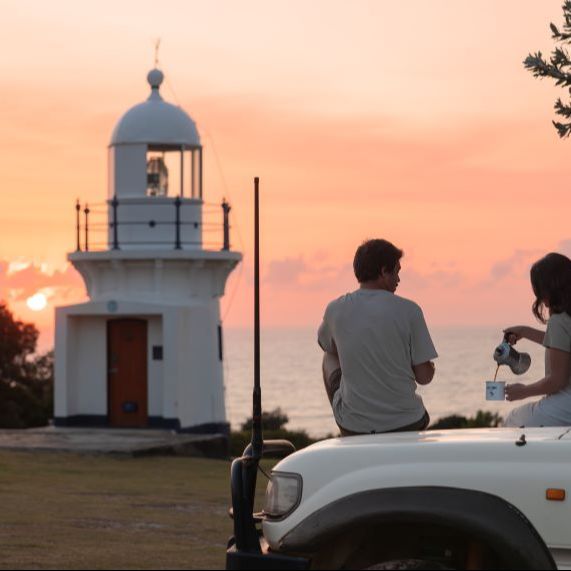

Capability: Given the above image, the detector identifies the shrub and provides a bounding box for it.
[429,410,503,430]
[240,407,289,431]
[232,408,319,457]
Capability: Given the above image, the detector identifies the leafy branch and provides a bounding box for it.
[525,1,571,137]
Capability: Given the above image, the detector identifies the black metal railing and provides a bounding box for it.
[74,197,232,252]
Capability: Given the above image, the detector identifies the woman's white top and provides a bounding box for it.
[505,312,571,427]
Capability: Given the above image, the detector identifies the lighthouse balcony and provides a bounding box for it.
[74,196,232,252]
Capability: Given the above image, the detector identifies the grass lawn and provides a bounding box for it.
[0,451,270,570]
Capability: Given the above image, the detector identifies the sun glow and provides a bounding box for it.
[26,293,48,312]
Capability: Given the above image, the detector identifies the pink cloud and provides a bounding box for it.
[557,240,571,258]
[488,249,543,282]
[262,256,354,292]
[224,249,552,329]
[0,262,85,303]
[264,257,307,286]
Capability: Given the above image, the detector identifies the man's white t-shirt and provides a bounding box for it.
[318,289,438,433]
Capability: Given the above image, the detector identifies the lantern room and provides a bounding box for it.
[109,68,203,200]
[103,68,207,251]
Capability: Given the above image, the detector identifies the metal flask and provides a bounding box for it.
[493,337,531,375]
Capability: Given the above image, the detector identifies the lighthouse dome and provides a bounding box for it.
[110,69,201,148]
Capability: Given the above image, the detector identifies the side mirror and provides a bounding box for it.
[262,439,296,459]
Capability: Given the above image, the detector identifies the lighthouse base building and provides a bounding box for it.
[54,68,241,434]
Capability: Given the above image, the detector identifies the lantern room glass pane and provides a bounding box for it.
[146,153,168,197]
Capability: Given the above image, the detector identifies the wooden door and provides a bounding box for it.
[107,319,148,428]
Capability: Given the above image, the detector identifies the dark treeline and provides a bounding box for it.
[230,408,503,456]
[0,303,53,428]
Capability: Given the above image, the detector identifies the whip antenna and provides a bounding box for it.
[251,176,263,458]
[154,38,161,67]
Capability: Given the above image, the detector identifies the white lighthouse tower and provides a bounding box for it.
[54,68,241,434]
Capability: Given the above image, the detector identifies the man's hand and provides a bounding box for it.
[505,383,528,402]
[413,361,435,385]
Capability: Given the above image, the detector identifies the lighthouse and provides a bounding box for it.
[54,68,241,434]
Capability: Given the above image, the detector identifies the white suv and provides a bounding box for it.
[227,426,570,569]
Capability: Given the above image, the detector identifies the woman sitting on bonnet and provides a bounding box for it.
[504,252,571,427]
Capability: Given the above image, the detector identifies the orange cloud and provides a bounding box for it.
[1,264,84,302]
[488,250,544,282]
[0,262,86,352]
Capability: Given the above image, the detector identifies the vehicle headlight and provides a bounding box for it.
[264,471,303,518]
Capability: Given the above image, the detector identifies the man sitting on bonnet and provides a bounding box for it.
[318,239,438,436]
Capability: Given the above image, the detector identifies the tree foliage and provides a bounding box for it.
[429,410,503,430]
[524,1,571,137]
[240,407,290,431]
[0,303,53,428]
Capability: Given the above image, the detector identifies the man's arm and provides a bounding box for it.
[321,340,341,406]
[317,317,335,353]
[409,304,437,385]
[413,361,435,385]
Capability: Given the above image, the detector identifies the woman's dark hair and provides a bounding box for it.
[530,252,571,323]
[353,239,403,283]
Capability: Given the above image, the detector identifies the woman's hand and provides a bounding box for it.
[503,326,526,345]
[505,383,529,401]
[503,325,545,345]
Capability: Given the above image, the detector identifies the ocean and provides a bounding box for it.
[223,326,547,438]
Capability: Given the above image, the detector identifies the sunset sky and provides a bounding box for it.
[2,0,571,350]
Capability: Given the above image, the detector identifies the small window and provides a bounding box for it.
[152,346,163,361]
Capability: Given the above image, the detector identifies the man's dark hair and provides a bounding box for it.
[530,252,571,323]
[353,239,403,283]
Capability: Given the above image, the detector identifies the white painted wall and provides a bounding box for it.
[71,251,240,303]
[72,317,107,416]
[55,314,107,417]
[175,301,226,428]
[106,197,202,251]
[54,309,69,418]
[110,144,147,198]
[147,315,163,417]
[161,307,181,421]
